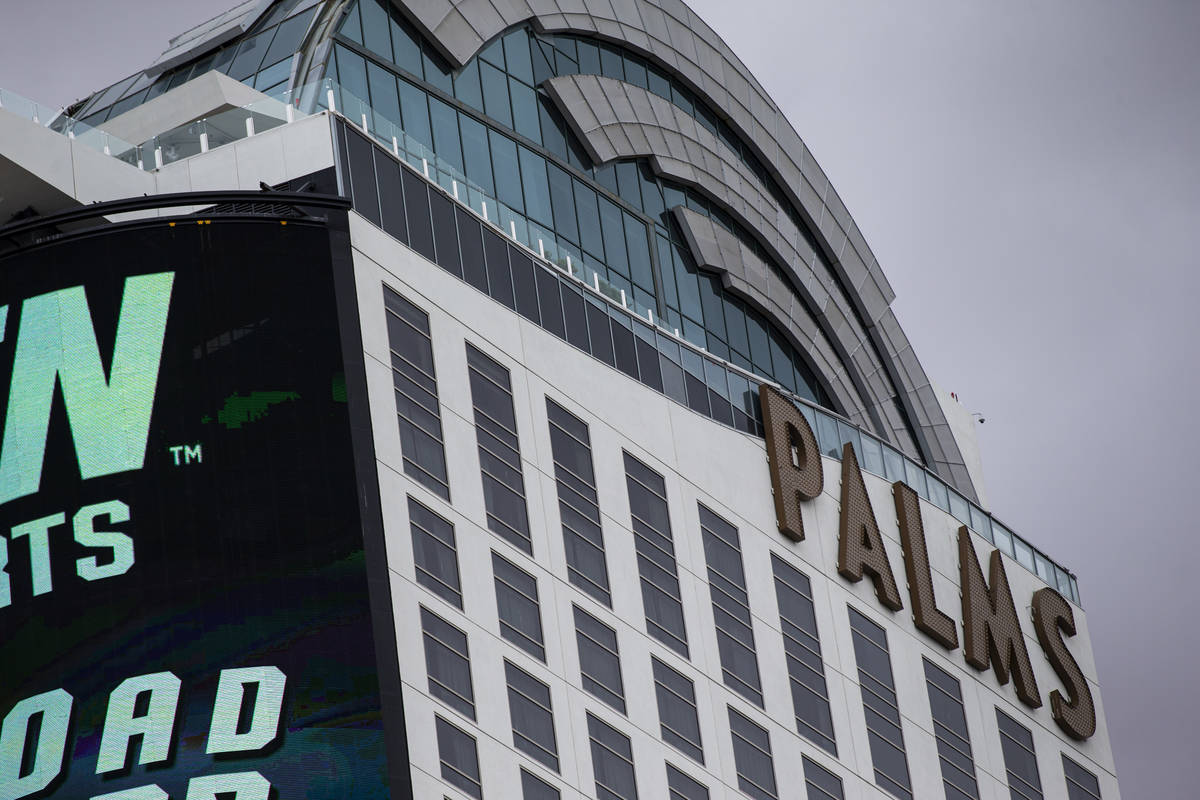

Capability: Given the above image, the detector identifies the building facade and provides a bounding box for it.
[0,1,1119,799]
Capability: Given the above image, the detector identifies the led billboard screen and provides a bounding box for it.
[0,215,392,800]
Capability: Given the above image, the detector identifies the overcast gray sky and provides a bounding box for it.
[2,1,1197,796]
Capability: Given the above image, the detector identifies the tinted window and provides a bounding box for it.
[573,605,624,714]
[409,496,461,607]
[772,554,836,755]
[421,607,475,719]
[652,657,703,763]
[506,661,559,771]
[436,716,482,798]
[493,551,545,661]
[467,343,529,550]
[699,504,762,706]
[547,399,610,604]
[587,713,638,800]
[624,452,688,657]
[849,607,912,800]
[728,707,778,800]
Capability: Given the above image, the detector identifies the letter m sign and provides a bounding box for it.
[0,273,174,506]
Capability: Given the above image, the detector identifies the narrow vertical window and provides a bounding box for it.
[997,710,1044,800]
[623,452,688,657]
[665,763,709,800]
[505,660,559,772]
[1062,755,1102,800]
[493,551,545,661]
[421,606,475,719]
[699,504,762,705]
[409,496,461,608]
[521,768,560,800]
[436,715,482,799]
[546,398,611,604]
[728,707,778,800]
[771,554,836,754]
[587,713,639,800]
[384,286,449,498]
[466,343,531,552]
[651,657,703,763]
[802,756,845,800]
[923,658,979,800]
[573,605,626,714]
[848,606,912,800]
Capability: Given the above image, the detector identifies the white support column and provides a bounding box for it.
[200,132,209,153]
[245,117,255,137]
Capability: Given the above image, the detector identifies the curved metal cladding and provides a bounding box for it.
[66,0,976,501]
[367,0,979,500]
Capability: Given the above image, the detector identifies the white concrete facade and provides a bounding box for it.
[349,206,1119,799]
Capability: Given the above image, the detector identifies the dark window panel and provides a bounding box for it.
[997,710,1044,800]
[574,180,605,260]
[561,283,591,351]
[521,768,560,800]
[547,399,611,605]
[585,299,616,366]
[456,205,489,293]
[493,551,545,661]
[802,756,845,800]
[923,659,980,800]
[574,605,625,714]
[409,496,461,608]
[482,60,514,128]
[400,166,435,261]
[505,660,559,772]
[1063,755,1102,800]
[345,128,381,226]
[384,287,449,498]
[849,607,912,800]
[483,227,516,309]
[652,657,703,763]
[623,451,688,657]
[587,713,638,800]
[421,606,475,719]
[535,267,566,338]
[728,707,778,800]
[633,331,663,392]
[436,716,482,799]
[666,763,709,800]
[466,344,530,551]
[455,60,484,112]
[520,146,554,227]
[390,11,422,74]
[772,554,837,755]
[511,249,541,323]
[430,190,463,278]
[610,315,640,380]
[699,504,763,707]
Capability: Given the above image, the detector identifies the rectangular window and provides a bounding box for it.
[384,286,449,498]
[923,659,979,800]
[802,756,845,800]
[997,710,1044,800]
[848,606,912,800]
[666,763,708,800]
[466,343,531,552]
[436,715,482,799]
[699,504,762,706]
[587,713,638,800]
[728,707,778,800]
[505,660,559,772]
[623,452,688,657]
[409,496,461,608]
[493,551,545,661]
[1062,755,1102,800]
[771,555,836,754]
[651,657,703,763]
[546,399,611,605]
[521,768,560,800]
[573,605,625,714]
[421,606,475,719]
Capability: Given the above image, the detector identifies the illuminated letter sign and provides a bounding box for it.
[0,272,174,505]
[894,481,959,650]
[959,528,1042,708]
[760,386,823,541]
[1032,587,1097,740]
[836,442,903,611]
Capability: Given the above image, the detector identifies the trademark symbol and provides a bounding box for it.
[168,444,203,466]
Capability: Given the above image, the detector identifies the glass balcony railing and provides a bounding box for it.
[0,77,1081,606]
